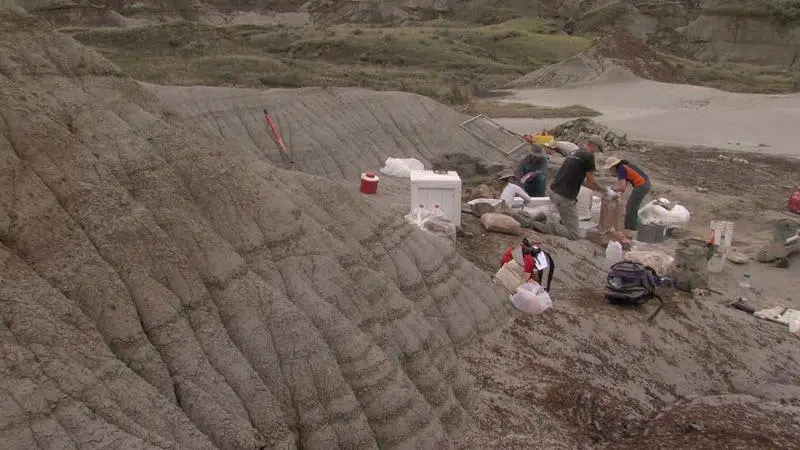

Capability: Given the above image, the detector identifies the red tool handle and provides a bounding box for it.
[263,110,288,157]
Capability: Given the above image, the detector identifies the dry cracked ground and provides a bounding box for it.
[2,2,800,450]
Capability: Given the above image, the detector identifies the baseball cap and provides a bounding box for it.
[588,135,605,152]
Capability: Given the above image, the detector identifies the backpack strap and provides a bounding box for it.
[530,247,555,292]
[646,292,664,322]
[542,251,555,292]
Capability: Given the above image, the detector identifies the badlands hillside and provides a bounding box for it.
[0,3,517,448]
[4,0,800,449]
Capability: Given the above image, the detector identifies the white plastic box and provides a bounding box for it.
[409,170,462,227]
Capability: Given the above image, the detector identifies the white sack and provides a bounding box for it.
[380,157,425,178]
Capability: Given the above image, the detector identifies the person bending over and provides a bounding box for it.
[602,156,651,231]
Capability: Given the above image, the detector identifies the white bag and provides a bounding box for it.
[510,281,553,315]
[577,187,593,220]
[638,199,691,227]
[380,157,425,178]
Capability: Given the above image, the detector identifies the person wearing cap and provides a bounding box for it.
[514,144,550,197]
[602,156,651,231]
[530,135,619,240]
[497,170,535,207]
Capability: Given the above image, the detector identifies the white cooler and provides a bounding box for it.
[409,170,462,227]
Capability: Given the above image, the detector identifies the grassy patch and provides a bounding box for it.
[459,101,601,118]
[664,54,798,93]
[768,0,800,25]
[66,20,589,105]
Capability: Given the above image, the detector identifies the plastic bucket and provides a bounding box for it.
[532,134,554,145]
[360,171,379,194]
[637,223,666,243]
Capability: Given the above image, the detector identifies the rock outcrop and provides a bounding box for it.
[679,0,800,71]
[506,28,686,88]
[146,85,510,180]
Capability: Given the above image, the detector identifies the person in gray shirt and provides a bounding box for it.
[530,135,618,240]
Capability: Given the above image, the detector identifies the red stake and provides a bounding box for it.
[263,109,290,162]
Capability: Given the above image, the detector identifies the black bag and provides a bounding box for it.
[605,260,663,321]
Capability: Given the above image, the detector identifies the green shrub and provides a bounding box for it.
[768,0,800,25]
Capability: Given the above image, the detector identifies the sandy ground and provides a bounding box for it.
[495,79,800,157]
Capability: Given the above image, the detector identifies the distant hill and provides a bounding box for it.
[19,0,800,72]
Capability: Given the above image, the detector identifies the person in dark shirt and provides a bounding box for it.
[530,135,618,240]
[602,156,651,231]
[514,144,549,197]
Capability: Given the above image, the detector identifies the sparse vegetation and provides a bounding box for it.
[663,54,798,93]
[768,0,800,25]
[459,101,601,118]
[66,20,589,105]
[62,12,799,104]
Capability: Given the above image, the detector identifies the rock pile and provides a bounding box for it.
[548,118,630,152]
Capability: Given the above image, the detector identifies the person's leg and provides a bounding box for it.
[546,192,581,240]
[625,181,651,230]
[528,172,547,197]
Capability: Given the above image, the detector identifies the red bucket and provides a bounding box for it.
[789,189,800,215]
[360,171,379,194]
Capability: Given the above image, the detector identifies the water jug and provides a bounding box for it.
[605,240,624,266]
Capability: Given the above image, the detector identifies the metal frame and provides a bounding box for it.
[459,114,528,156]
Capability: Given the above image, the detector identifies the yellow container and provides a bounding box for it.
[531,133,554,145]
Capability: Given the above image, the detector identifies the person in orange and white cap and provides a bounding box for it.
[602,156,652,231]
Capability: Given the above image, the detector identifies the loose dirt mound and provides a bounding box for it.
[0,4,512,448]
[507,28,686,88]
[148,85,510,180]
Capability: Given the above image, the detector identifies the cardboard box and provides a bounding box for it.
[585,227,632,250]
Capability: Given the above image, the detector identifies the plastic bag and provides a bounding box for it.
[405,207,456,239]
[638,199,691,227]
[577,187,593,220]
[380,157,425,178]
[510,281,553,315]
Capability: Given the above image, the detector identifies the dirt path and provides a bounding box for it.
[495,79,800,157]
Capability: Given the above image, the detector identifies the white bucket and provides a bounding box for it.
[708,220,734,273]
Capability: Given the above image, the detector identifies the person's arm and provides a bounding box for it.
[580,152,617,197]
[582,172,605,192]
[583,172,618,198]
[510,184,534,203]
[612,165,627,192]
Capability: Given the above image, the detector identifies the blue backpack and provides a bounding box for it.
[605,260,664,321]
